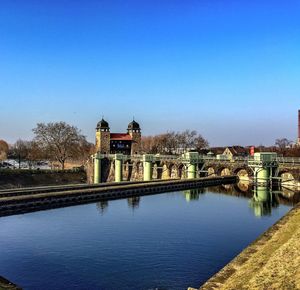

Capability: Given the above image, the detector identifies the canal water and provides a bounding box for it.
[0,185,293,290]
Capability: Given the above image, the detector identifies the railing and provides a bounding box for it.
[95,153,300,166]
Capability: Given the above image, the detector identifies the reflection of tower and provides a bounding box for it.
[249,186,279,217]
[96,200,109,215]
[127,120,141,155]
[95,118,110,154]
[127,196,141,209]
[183,188,204,202]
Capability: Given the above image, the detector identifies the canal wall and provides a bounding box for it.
[0,176,237,217]
[189,199,300,290]
[0,169,86,189]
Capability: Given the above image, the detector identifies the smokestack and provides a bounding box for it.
[298,110,300,145]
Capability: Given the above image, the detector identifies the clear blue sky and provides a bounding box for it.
[0,0,299,146]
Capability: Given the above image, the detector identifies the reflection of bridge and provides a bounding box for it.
[95,183,300,218]
[186,183,300,217]
[92,152,300,186]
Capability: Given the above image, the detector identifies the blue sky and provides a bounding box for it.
[0,0,299,146]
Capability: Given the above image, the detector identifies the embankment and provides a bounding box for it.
[0,169,86,189]
[0,176,237,217]
[189,199,300,290]
[0,276,21,290]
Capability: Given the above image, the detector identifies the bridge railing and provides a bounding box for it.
[96,153,300,166]
[276,156,300,165]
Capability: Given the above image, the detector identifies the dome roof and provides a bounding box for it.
[127,120,140,130]
[96,118,109,130]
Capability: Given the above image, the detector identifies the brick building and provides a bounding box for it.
[95,118,141,155]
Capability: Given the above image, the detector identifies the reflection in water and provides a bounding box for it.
[249,186,279,217]
[127,197,141,210]
[280,186,300,204]
[222,184,231,190]
[94,181,299,217]
[183,188,205,202]
[236,181,250,192]
[207,181,298,217]
[209,182,253,198]
[96,201,109,215]
[0,186,292,290]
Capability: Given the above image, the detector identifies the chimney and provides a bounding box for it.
[298,110,300,145]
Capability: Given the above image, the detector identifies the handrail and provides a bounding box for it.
[94,153,300,165]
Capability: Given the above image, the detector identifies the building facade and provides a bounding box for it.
[95,118,141,155]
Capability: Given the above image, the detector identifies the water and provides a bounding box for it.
[0,185,292,290]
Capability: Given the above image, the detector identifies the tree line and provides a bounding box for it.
[141,130,209,154]
[1,123,300,170]
[1,122,95,170]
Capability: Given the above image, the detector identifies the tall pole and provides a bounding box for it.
[298,110,300,145]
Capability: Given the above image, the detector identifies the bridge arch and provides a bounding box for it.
[123,160,132,181]
[278,170,295,187]
[101,157,111,182]
[130,161,143,181]
[178,164,185,179]
[207,167,216,177]
[152,163,158,179]
[161,162,170,179]
[217,167,231,176]
[233,167,252,181]
[170,163,179,179]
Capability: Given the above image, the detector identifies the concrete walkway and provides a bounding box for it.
[189,202,300,290]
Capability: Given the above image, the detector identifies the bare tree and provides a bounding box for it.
[141,136,154,153]
[285,146,300,157]
[26,141,46,168]
[11,139,30,168]
[275,138,292,155]
[72,138,95,166]
[33,122,87,170]
[193,135,209,151]
[141,130,208,154]
[0,140,9,161]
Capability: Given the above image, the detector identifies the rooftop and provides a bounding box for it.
[110,133,132,141]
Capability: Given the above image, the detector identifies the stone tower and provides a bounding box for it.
[127,120,141,155]
[95,118,110,154]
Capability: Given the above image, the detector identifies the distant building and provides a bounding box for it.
[208,146,249,159]
[95,118,141,155]
[223,146,249,158]
[207,147,226,156]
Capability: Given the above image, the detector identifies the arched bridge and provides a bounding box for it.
[91,152,300,186]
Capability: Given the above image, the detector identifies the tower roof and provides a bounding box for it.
[96,118,109,130]
[127,120,140,130]
[110,133,132,141]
